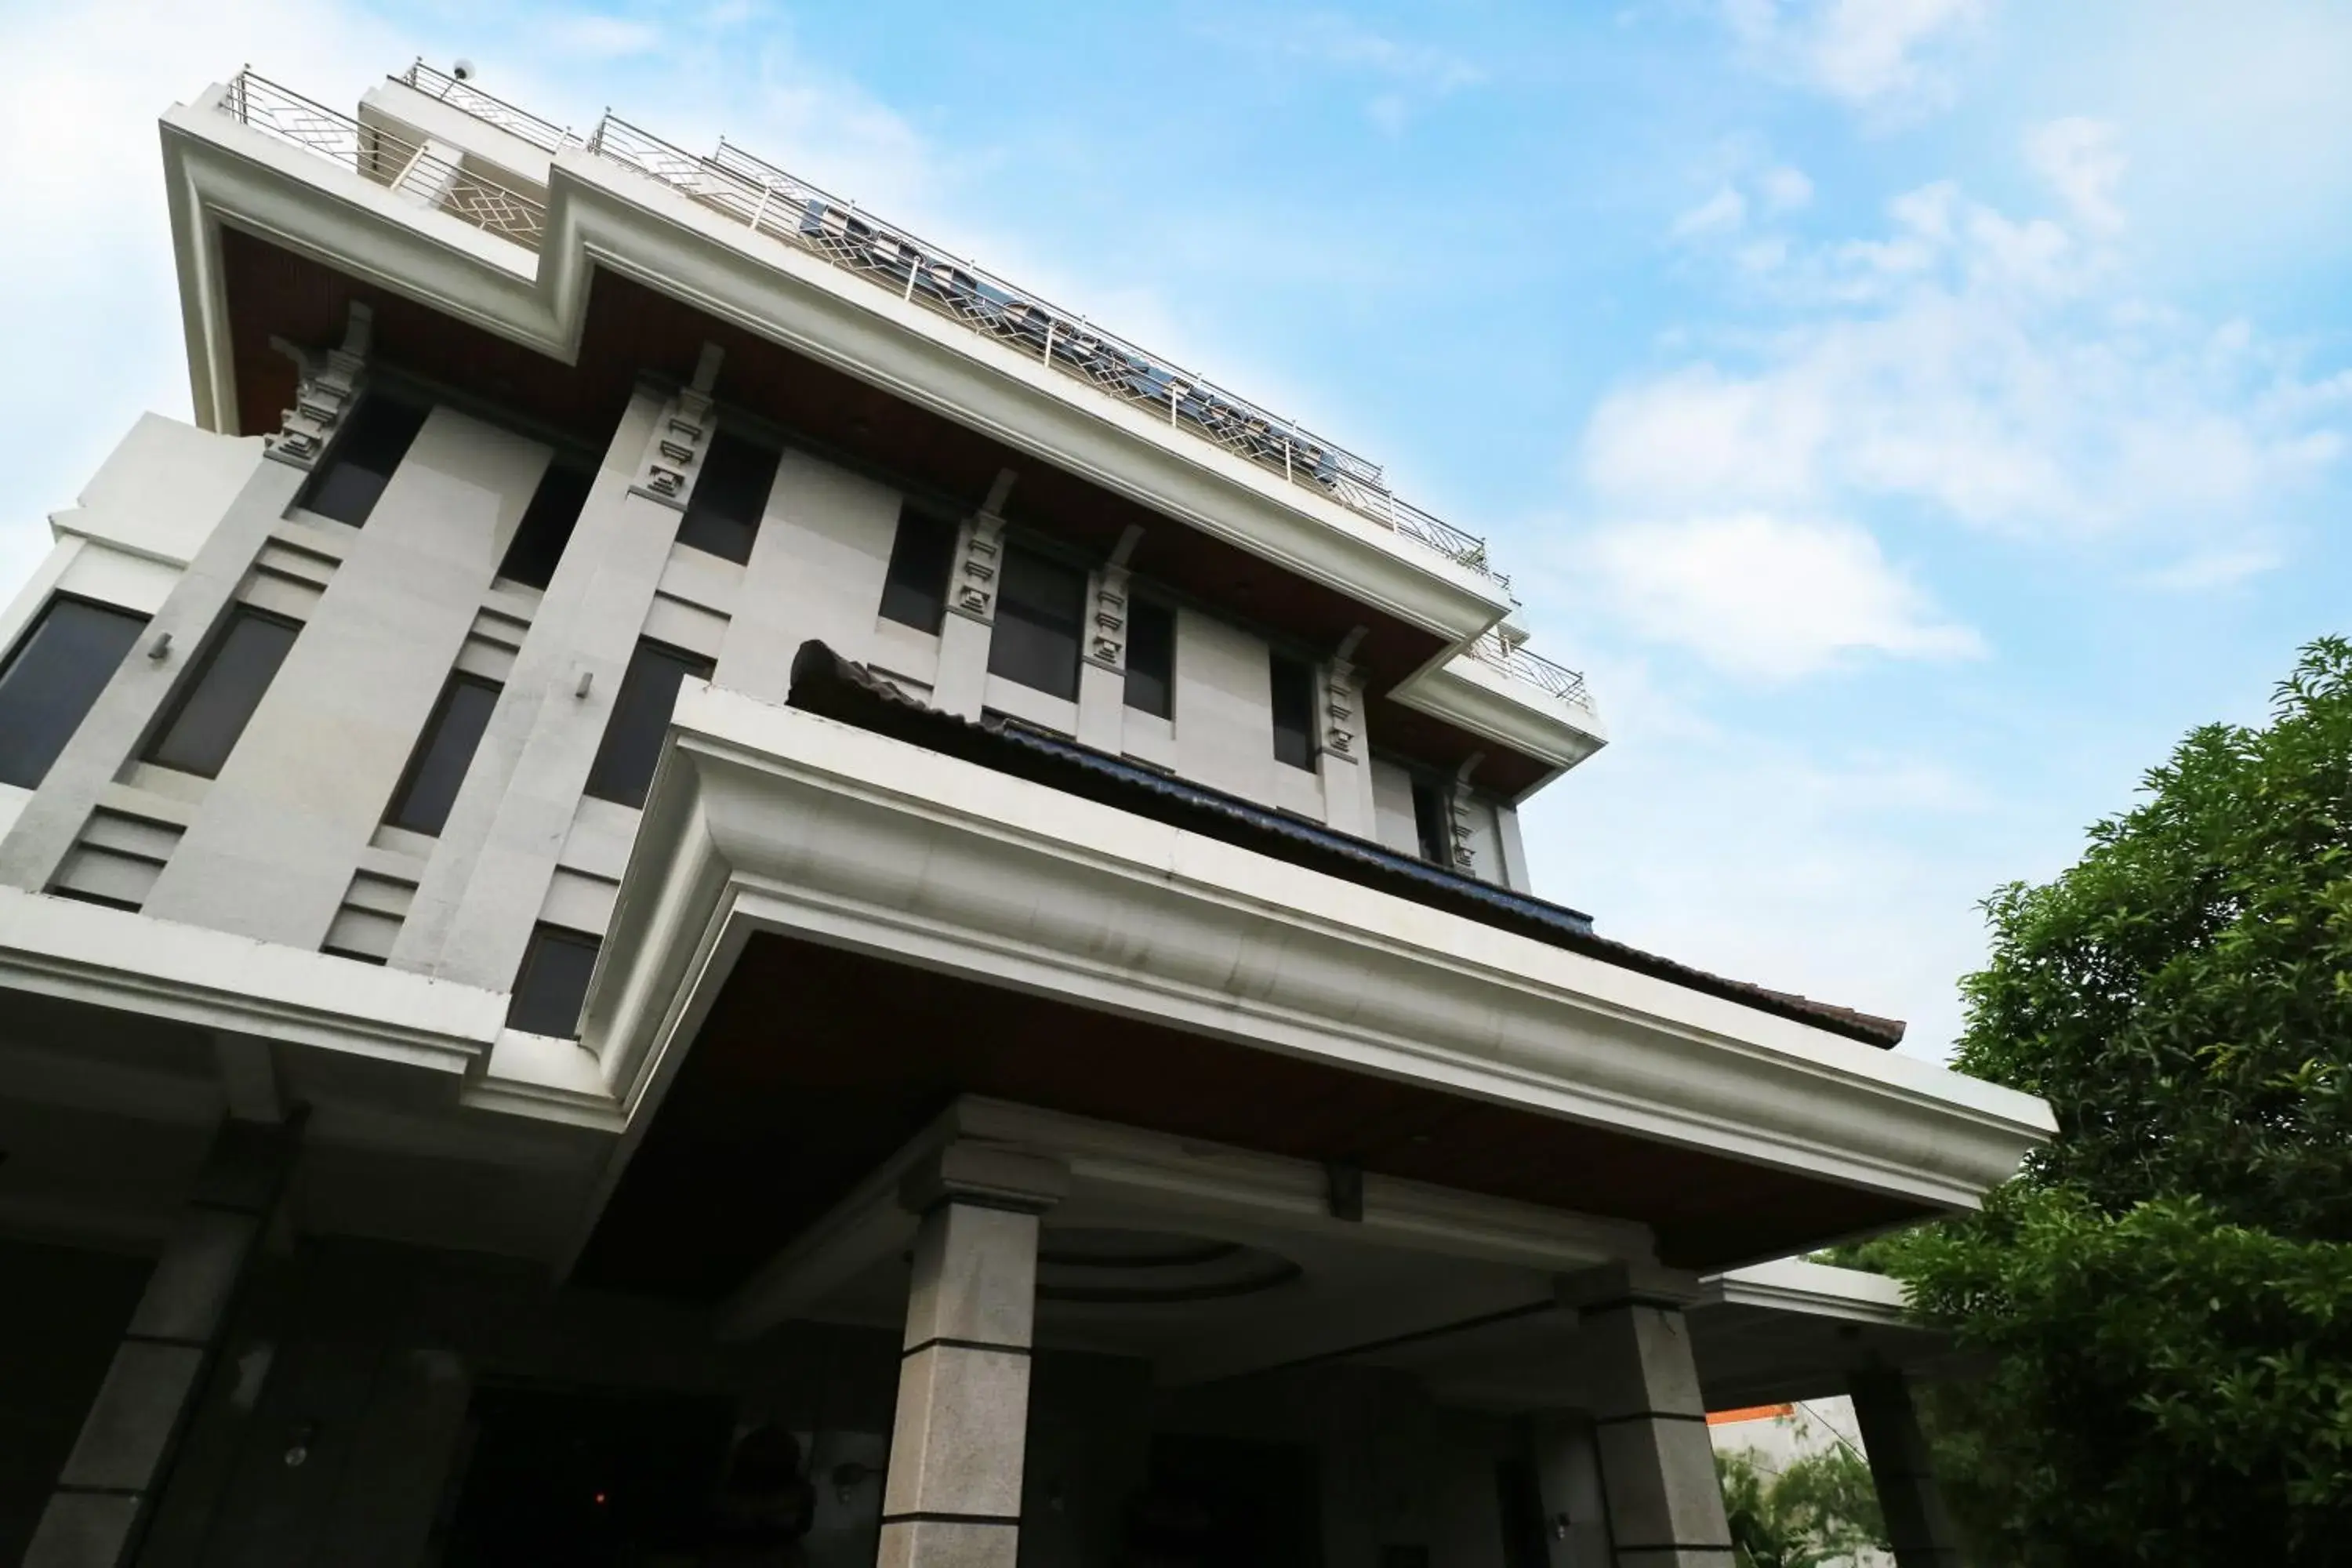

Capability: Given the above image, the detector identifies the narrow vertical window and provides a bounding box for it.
[1123,597,1175,719]
[585,640,715,809]
[499,455,597,590]
[301,393,429,526]
[0,597,149,789]
[1269,652,1318,772]
[145,606,301,779]
[878,506,958,633]
[987,545,1086,701]
[674,429,778,564]
[384,673,502,836]
[1411,780,1452,867]
[508,924,601,1038]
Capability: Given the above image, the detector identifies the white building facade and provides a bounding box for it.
[0,64,2042,1568]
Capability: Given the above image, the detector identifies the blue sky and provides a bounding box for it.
[5,1,2349,1054]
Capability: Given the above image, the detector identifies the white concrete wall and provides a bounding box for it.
[0,397,1508,1011]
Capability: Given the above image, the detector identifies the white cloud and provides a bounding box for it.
[1584,513,1982,680]
[1585,167,2341,546]
[549,16,664,60]
[1725,0,1987,114]
[2137,547,2281,592]
[1759,164,1816,212]
[1672,185,1748,239]
[2026,116,2127,234]
[1276,13,1486,93]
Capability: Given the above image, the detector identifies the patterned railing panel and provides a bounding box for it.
[226,71,546,249]
[397,60,580,154]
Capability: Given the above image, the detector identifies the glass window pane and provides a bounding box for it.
[675,430,777,565]
[146,608,301,779]
[585,641,714,809]
[302,394,429,526]
[987,545,1085,701]
[879,507,958,633]
[386,673,502,836]
[1270,652,1317,771]
[499,458,596,590]
[0,597,149,789]
[1412,780,1451,865]
[507,924,601,1038]
[1123,597,1174,718]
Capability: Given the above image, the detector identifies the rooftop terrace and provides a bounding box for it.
[216,64,1593,717]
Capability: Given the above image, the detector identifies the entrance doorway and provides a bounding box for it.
[1129,1432,1323,1568]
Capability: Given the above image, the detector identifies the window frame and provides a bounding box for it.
[296,391,430,528]
[143,604,303,781]
[583,637,717,810]
[1122,595,1176,720]
[382,670,504,837]
[506,923,603,1039]
[1269,650,1320,773]
[673,427,780,566]
[877,503,961,635]
[985,541,1089,702]
[0,593,150,791]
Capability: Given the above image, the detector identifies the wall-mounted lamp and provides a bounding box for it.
[575,670,593,699]
[147,630,172,662]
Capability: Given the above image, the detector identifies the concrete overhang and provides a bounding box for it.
[158,80,1612,786]
[564,679,2050,1293]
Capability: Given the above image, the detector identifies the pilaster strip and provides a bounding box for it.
[901,1336,1033,1359]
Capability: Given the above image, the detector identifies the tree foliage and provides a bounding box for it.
[1715,1442,1887,1568]
[1873,637,2352,1564]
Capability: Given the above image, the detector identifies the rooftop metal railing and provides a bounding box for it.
[1468,630,1597,718]
[397,60,579,154]
[216,67,1597,717]
[226,70,547,247]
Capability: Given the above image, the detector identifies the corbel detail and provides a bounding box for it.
[1086,564,1131,670]
[948,468,1020,626]
[263,303,373,471]
[1448,752,1486,877]
[1319,626,1368,759]
[630,342,724,510]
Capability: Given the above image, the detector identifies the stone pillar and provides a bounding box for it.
[1574,1272,1734,1567]
[880,1142,1067,1568]
[1073,561,1131,753]
[1849,1370,1962,1568]
[24,1112,300,1567]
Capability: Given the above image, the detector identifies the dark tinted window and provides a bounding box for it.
[987,545,1086,701]
[1270,652,1318,771]
[507,924,601,1038]
[499,456,596,590]
[674,430,777,564]
[1411,780,1451,866]
[585,640,714,809]
[385,673,502,836]
[879,506,958,633]
[0,597,148,789]
[1123,597,1175,719]
[302,394,428,526]
[146,607,300,779]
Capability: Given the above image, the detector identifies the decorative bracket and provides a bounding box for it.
[629,342,724,510]
[263,303,373,471]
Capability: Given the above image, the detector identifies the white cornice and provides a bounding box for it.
[0,887,502,1074]
[157,86,1610,777]
[583,683,2052,1232]
[1703,1257,1914,1326]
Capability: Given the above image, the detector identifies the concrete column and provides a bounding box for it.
[1849,1370,1962,1568]
[932,507,1007,720]
[1073,561,1132,753]
[1575,1273,1734,1567]
[880,1143,1067,1568]
[24,1113,300,1567]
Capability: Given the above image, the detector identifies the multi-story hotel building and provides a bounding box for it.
[0,63,2047,1568]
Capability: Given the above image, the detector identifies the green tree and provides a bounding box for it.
[1873,637,2352,1564]
[1715,1441,1887,1568]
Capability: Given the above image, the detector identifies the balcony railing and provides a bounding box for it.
[397,60,579,154]
[226,71,546,247]
[1468,630,1597,718]
[215,67,1595,717]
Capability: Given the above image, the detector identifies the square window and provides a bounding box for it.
[674,430,777,564]
[301,394,429,526]
[987,544,1086,702]
[879,506,959,633]
[508,924,601,1038]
